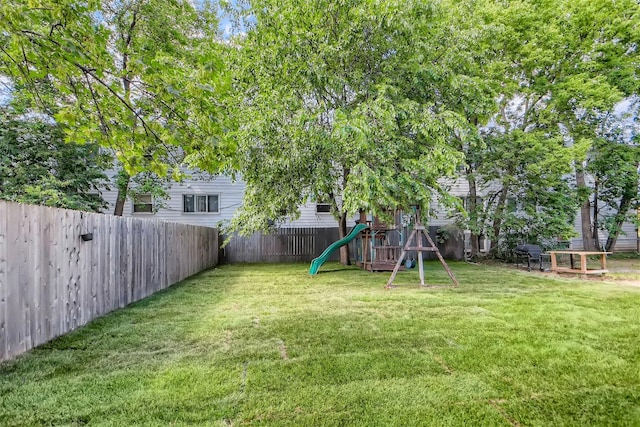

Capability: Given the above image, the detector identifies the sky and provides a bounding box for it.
[192,0,248,39]
[0,75,11,105]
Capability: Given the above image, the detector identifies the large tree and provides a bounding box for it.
[471,129,583,256]
[401,0,503,257]
[226,0,464,264]
[553,0,639,250]
[0,0,232,214]
[455,0,639,255]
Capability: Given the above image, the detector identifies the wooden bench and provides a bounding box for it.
[548,250,612,276]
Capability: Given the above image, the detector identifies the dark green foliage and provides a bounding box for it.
[0,107,110,211]
[477,130,580,256]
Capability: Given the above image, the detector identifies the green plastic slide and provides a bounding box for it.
[309,223,369,275]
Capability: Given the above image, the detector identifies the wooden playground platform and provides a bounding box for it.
[354,217,404,272]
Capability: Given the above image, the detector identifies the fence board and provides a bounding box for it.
[6,204,22,358]
[0,199,5,360]
[46,207,58,343]
[0,201,218,362]
[29,205,39,349]
[224,228,341,263]
[35,207,47,348]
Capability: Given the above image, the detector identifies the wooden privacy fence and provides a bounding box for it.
[222,226,464,263]
[0,201,218,362]
[223,227,341,263]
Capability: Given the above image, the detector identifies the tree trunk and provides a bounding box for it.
[575,168,599,250]
[338,212,351,265]
[466,169,480,257]
[579,199,599,250]
[113,172,130,216]
[337,166,351,265]
[489,186,509,251]
[604,194,633,252]
[592,176,599,242]
[113,13,137,218]
[113,193,126,216]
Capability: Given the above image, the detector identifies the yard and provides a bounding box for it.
[1,261,639,426]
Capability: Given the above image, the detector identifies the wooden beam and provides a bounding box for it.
[386,224,459,288]
[403,247,438,252]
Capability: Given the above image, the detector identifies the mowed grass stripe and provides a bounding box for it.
[1,262,639,426]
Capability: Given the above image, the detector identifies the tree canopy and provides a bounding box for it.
[445,0,640,254]
[0,0,232,177]
[1,0,638,255]
[0,104,110,211]
[226,0,469,248]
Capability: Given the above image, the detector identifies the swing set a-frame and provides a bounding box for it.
[385,216,459,289]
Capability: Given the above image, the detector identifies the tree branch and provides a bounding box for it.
[83,72,111,137]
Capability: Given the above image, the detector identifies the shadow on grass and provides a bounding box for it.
[1,262,639,426]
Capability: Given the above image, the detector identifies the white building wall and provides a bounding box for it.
[99,170,638,251]
[281,202,357,228]
[572,208,639,251]
[428,178,503,227]
[616,221,639,251]
[101,174,246,228]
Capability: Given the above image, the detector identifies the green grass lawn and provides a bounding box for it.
[1,262,639,426]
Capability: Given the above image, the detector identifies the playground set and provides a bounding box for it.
[309,207,459,287]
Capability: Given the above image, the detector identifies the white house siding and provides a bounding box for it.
[571,209,639,251]
[428,199,453,227]
[101,174,246,228]
[446,178,471,197]
[281,202,357,228]
[428,178,504,227]
[99,173,350,229]
[616,222,639,251]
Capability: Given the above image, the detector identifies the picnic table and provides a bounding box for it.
[548,250,612,276]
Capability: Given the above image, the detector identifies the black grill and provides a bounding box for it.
[514,244,547,271]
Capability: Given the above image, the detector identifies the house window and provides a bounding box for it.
[316,203,332,213]
[183,194,219,213]
[132,194,153,213]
